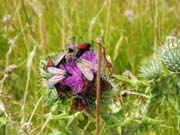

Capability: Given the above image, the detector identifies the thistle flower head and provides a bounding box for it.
[139,58,162,80]
[159,36,180,72]
[40,42,112,112]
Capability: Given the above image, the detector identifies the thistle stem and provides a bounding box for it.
[96,38,102,135]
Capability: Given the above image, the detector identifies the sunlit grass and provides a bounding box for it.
[0,0,180,134]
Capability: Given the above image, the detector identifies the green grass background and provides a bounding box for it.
[0,0,180,134]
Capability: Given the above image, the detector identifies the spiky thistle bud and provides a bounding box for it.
[159,36,180,72]
[139,58,162,80]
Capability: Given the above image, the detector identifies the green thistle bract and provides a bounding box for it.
[139,58,162,80]
[46,88,59,106]
[160,37,180,72]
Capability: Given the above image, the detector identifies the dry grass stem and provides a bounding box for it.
[95,37,103,135]
[20,46,37,134]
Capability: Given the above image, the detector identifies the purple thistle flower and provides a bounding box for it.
[59,50,98,94]
[43,42,112,112]
[80,50,98,64]
[59,61,83,94]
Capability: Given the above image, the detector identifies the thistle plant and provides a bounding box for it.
[38,40,120,134]
[110,35,180,134]
[38,34,180,135]
[159,36,180,73]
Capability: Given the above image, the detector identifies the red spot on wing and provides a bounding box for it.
[47,60,54,67]
[78,102,84,111]
[77,43,91,50]
[82,76,89,93]
[70,97,90,112]
[78,99,89,111]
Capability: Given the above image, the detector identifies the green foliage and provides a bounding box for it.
[0,115,7,135]
[0,0,180,135]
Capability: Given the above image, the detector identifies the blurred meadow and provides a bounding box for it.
[0,0,180,135]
